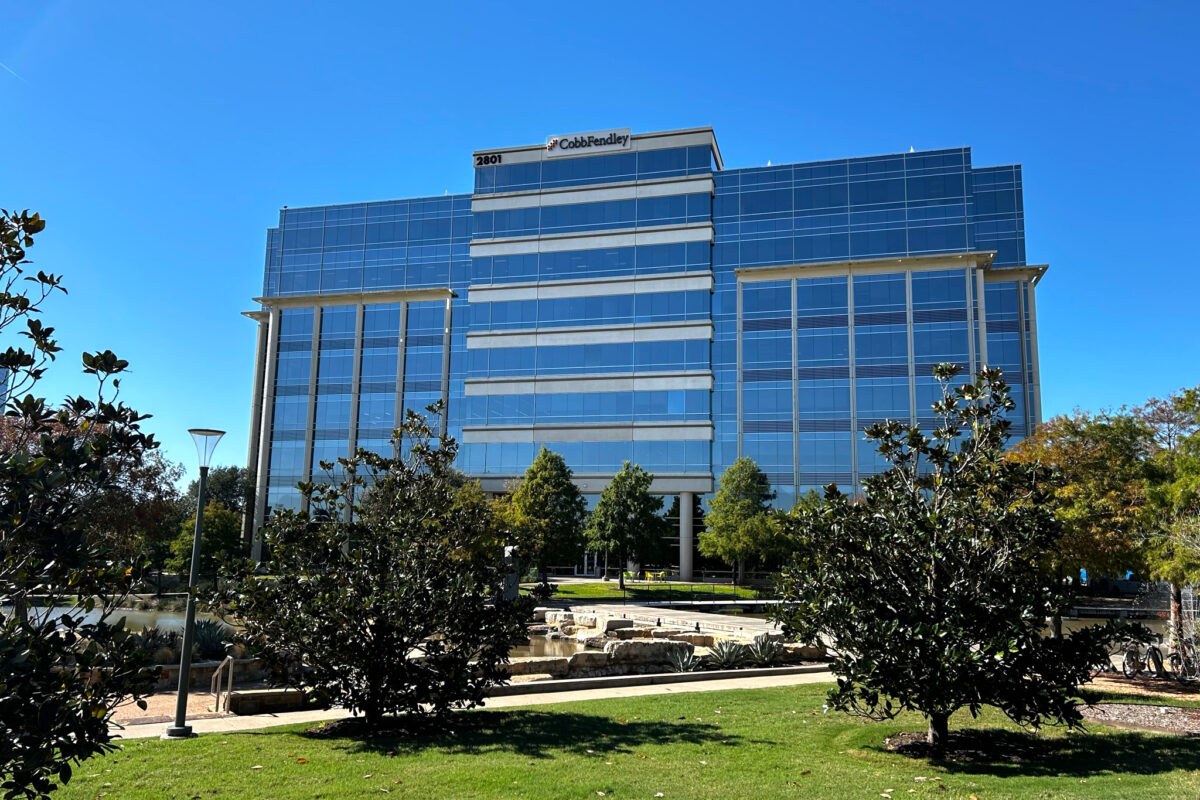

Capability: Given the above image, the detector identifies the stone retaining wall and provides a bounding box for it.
[153,658,264,691]
[514,605,825,681]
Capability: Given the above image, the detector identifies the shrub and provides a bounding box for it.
[151,646,177,665]
[774,365,1118,756]
[211,406,549,726]
[1,210,158,799]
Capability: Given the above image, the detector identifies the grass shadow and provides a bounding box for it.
[286,708,738,760]
[869,726,1200,779]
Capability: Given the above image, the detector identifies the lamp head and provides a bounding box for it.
[188,428,225,469]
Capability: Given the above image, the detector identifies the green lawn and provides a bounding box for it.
[61,684,1200,799]
[529,581,763,602]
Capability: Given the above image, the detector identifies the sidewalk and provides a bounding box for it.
[113,669,833,741]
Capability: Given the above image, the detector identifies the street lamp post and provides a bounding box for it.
[163,428,224,740]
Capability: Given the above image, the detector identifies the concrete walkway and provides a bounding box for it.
[113,669,832,741]
[571,603,782,636]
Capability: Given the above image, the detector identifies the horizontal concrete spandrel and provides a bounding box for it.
[463,371,714,397]
[475,474,713,494]
[468,223,713,258]
[465,321,713,349]
[467,271,713,304]
[470,176,714,213]
[461,422,713,444]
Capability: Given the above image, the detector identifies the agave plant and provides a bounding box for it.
[136,625,179,652]
[747,637,785,667]
[192,619,236,661]
[705,640,747,670]
[668,649,703,673]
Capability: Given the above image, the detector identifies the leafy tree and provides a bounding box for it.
[1138,387,1200,647]
[584,462,666,590]
[699,457,776,583]
[497,446,586,580]
[83,450,185,589]
[1,210,156,798]
[184,465,250,515]
[1008,410,1151,635]
[774,365,1113,757]
[168,502,242,580]
[1010,410,1150,577]
[1140,391,1199,453]
[211,406,546,727]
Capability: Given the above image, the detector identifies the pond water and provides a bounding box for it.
[2,606,218,632]
[509,636,597,658]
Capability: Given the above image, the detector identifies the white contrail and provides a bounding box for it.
[0,60,30,84]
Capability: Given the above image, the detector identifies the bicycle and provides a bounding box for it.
[1121,634,1166,679]
[1167,637,1200,682]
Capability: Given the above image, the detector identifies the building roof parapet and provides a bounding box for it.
[735,252,1009,283]
[252,287,456,309]
[473,127,723,171]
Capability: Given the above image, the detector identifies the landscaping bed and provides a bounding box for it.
[1080,703,1200,736]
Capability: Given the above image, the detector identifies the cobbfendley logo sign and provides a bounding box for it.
[545,128,632,157]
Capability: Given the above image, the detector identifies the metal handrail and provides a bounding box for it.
[209,655,235,714]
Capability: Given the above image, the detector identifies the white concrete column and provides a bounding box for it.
[251,308,280,562]
[679,491,694,581]
[300,306,322,514]
[243,312,269,552]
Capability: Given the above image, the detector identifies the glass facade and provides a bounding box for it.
[248,128,1043,550]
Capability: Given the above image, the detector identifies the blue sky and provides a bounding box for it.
[3,1,1198,482]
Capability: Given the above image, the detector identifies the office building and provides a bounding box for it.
[245,127,1044,575]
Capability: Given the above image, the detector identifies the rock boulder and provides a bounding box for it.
[506,657,569,677]
[568,651,609,671]
[667,632,714,648]
[603,639,693,665]
[573,613,599,628]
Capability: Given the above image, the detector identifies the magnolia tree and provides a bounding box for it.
[1,210,156,799]
[774,365,1115,756]
[212,406,548,726]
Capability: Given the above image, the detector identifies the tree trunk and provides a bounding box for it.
[927,712,950,758]
[1050,563,1064,639]
[1170,582,1184,649]
[618,567,625,591]
[735,558,745,586]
